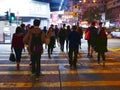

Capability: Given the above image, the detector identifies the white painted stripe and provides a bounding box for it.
[0,62,120,67]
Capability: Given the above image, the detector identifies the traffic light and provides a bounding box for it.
[5,11,9,20]
[10,13,15,21]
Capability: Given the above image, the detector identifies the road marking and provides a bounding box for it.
[0,57,115,61]
[0,81,120,88]
[108,48,120,52]
[1,68,120,75]
[1,61,120,67]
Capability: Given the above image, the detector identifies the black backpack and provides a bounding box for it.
[30,32,43,54]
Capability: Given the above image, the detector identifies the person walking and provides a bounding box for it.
[58,24,67,52]
[96,22,108,66]
[86,22,98,58]
[66,25,71,52]
[68,25,80,69]
[23,19,45,77]
[11,26,24,70]
[76,25,83,50]
[46,26,55,58]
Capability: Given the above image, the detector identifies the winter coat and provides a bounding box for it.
[11,33,24,49]
[96,28,108,52]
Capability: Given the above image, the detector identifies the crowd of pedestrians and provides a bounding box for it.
[11,19,108,78]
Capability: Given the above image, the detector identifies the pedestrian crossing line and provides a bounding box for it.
[108,48,120,52]
[0,82,60,88]
[0,58,68,61]
[0,57,115,61]
[1,61,120,67]
[0,81,120,88]
[0,69,120,75]
[61,81,120,87]
[0,53,65,57]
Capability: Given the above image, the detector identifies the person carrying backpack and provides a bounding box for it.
[23,19,45,78]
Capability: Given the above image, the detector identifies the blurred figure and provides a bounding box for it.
[43,26,47,35]
[66,25,71,51]
[58,24,67,52]
[23,19,45,78]
[76,25,83,50]
[96,22,108,66]
[54,25,59,45]
[43,26,48,49]
[20,23,26,52]
[11,26,24,70]
[20,23,27,35]
[46,27,55,58]
[68,25,80,69]
[86,22,98,58]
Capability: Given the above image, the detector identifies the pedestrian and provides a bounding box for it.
[58,24,67,52]
[42,26,48,49]
[96,22,108,66]
[11,26,24,70]
[46,26,55,58]
[68,25,80,69]
[23,19,45,77]
[86,22,98,58]
[54,25,59,46]
[66,25,71,52]
[76,25,83,50]
[20,23,27,52]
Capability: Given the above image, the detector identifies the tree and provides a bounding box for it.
[83,7,101,23]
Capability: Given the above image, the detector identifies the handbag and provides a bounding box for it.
[9,52,16,62]
[85,29,90,40]
[45,38,50,45]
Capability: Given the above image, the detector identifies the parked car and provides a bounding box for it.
[111,31,120,38]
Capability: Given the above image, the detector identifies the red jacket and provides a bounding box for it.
[11,33,24,48]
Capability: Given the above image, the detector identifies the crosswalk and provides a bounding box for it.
[0,47,120,90]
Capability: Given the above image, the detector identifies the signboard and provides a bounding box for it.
[73,12,78,17]
[52,12,58,22]
[0,21,4,42]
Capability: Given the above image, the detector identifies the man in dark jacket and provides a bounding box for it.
[68,25,80,69]
[87,22,98,58]
[96,22,108,66]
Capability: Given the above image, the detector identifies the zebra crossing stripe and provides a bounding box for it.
[0,61,120,67]
[0,81,120,88]
[0,68,120,75]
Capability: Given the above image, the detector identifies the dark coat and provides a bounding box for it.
[96,28,108,52]
[12,33,24,48]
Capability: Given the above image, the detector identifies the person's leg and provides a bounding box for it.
[87,40,90,57]
[73,48,78,68]
[68,49,73,68]
[31,54,36,74]
[14,48,22,70]
[101,52,105,66]
[79,39,82,49]
[48,44,51,58]
[97,52,100,64]
[66,39,68,51]
[36,54,41,76]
